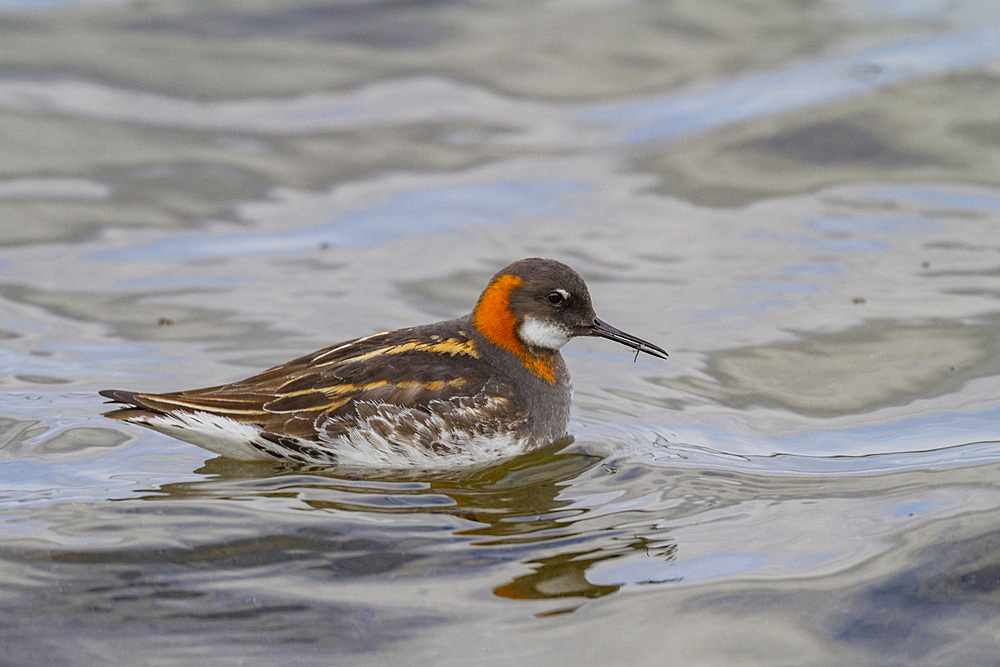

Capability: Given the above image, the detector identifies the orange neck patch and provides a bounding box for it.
[473,274,557,383]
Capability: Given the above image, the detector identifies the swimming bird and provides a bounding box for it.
[100,257,667,467]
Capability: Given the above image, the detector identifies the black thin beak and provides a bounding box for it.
[590,318,669,360]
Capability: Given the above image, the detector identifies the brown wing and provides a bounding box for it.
[101,317,500,440]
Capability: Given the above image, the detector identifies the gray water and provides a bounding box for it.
[3,1,1000,663]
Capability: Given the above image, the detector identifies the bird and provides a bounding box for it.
[100,257,668,468]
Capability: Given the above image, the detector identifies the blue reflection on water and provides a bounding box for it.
[806,217,939,234]
[693,298,796,321]
[97,179,586,262]
[589,552,767,586]
[580,29,1000,143]
[891,499,949,517]
[866,186,1000,212]
[780,264,843,276]
[0,0,81,12]
[667,405,1000,467]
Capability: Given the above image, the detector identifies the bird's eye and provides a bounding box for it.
[546,291,565,306]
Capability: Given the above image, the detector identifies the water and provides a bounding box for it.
[2,0,1000,662]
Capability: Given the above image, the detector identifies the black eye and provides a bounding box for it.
[546,291,565,306]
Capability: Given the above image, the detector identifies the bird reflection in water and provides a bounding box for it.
[138,441,678,615]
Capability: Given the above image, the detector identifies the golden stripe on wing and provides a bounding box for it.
[138,376,472,418]
[264,378,471,414]
[312,338,479,368]
[266,396,353,414]
[308,331,390,364]
[136,395,269,416]
[276,377,469,400]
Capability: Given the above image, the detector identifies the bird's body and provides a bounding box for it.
[101,258,667,468]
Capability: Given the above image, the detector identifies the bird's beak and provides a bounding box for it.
[590,318,669,360]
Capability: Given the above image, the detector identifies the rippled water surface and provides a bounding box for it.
[3,1,1000,663]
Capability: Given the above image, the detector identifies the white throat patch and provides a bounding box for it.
[519,316,571,350]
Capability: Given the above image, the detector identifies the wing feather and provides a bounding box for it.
[102,317,500,441]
